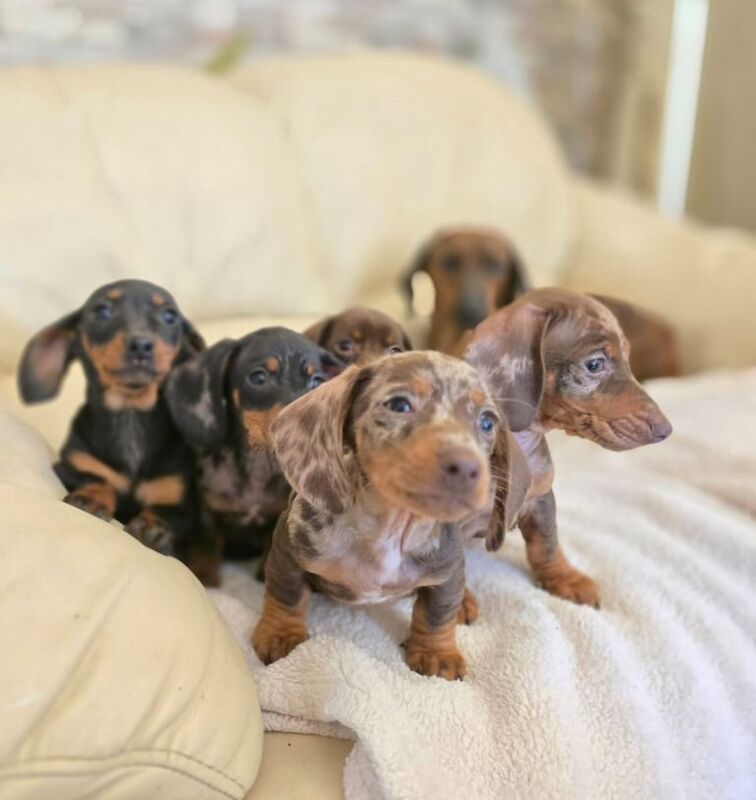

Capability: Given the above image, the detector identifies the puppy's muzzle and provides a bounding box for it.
[439,447,483,495]
[126,335,155,369]
[455,289,489,330]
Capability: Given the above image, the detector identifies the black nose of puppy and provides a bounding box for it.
[127,336,154,363]
[440,449,482,494]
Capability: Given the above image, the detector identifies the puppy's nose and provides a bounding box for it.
[127,336,154,360]
[440,449,482,493]
[649,415,673,442]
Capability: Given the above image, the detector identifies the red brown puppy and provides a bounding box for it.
[251,351,529,680]
[403,226,680,379]
[465,288,672,607]
[402,227,528,355]
[304,307,412,366]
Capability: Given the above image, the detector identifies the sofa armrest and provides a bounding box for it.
[562,178,756,373]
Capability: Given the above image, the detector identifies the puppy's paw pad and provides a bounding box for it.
[126,513,175,556]
[405,646,467,681]
[63,491,111,520]
[456,589,479,625]
[541,571,600,608]
[251,625,307,665]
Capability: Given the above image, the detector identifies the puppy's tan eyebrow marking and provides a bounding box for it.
[266,357,280,373]
[411,377,431,397]
[106,289,122,300]
[151,293,165,306]
[67,450,130,493]
[306,364,315,377]
[352,330,364,342]
[470,389,485,406]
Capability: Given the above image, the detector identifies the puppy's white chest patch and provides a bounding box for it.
[305,513,440,605]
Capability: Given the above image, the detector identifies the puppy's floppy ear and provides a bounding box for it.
[486,426,530,551]
[18,311,81,403]
[272,365,370,515]
[318,348,346,379]
[303,315,335,347]
[165,338,237,450]
[496,248,531,308]
[180,318,206,360]
[465,303,551,432]
[400,234,438,317]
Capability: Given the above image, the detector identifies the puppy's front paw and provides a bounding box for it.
[126,511,175,556]
[405,643,467,681]
[64,488,113,520]
[540,570,600,608]
[251,621,307,665]
[456,587,479,625]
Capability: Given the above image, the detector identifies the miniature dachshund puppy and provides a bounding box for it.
[304,307,412,366]
[465,288,672,607]
[165,327,343,586]
[252,351,530,680]
[403,226,680,380]
[402,226,528,355]
[18,279,205,555]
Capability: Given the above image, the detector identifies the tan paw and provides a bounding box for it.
[405,644,467,680]
[251,623,308,665]
[125,511,175,556]
[64,489,112,520]
[456,588,479,625]
[540,570,600,608]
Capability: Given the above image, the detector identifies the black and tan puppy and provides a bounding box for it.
[465,288,672,607]
[252,351,530,680]
[165,327,342,586]
[18,279,205,555]
[403,226,680,379]
[304,307,412,366]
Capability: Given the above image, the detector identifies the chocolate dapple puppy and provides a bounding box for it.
[304,307,412,366]
[252,351,530,680]
[18,279,205,556]
[465,288,672,607]
[165,327,342,586]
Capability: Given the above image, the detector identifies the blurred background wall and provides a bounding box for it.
[0,0,751,235]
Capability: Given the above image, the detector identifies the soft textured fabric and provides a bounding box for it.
[212,369,756,800]
[0,414,264,800]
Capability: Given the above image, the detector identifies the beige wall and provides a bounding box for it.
[687,2,756,232]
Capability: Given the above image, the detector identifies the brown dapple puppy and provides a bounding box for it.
[251,351,529,680]
[403,226,680,380]
[401,227,528,355]
[304,307,412,367]
[465,288,672,607]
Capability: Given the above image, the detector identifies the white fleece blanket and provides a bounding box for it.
[211,369,756,800]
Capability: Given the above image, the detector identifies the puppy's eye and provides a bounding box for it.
[93,302,113,321]
[385,396,413,413]
[584,357,606,374]
[388,345,403,355]
[247,369,268,386]
[442,255,461,273]
[479,411,497,435]
[336,339,354,355]
[161,308,178,325]
[482,259,503,276]
[309,373,325,389]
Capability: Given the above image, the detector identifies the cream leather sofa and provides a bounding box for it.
[0,53,754,800]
